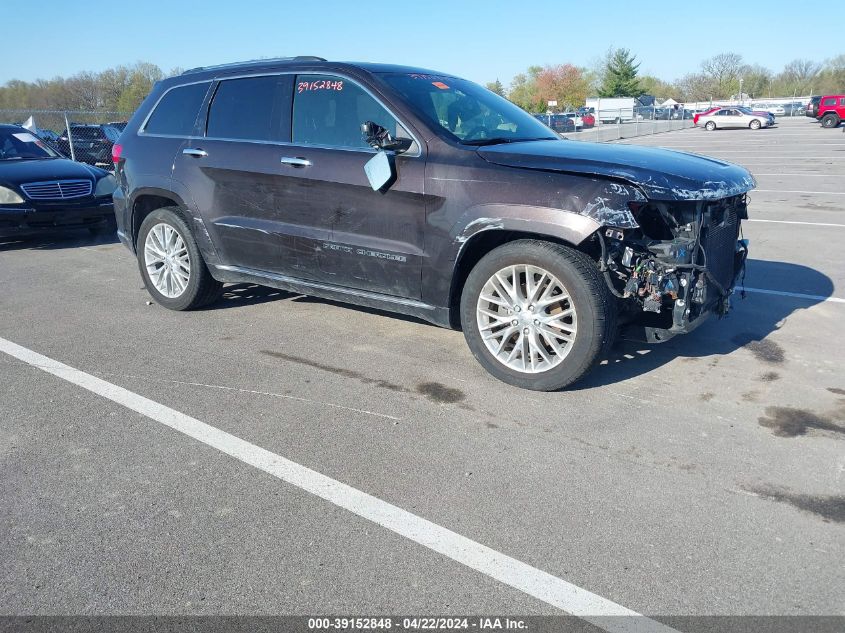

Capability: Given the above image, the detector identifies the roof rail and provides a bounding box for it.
[182,56,327,75]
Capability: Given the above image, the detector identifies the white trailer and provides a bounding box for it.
[585,97,638,124]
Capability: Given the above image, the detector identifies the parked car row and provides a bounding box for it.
[634,106,694,120]
[532,111,595,133]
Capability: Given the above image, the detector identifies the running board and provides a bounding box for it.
[211,264,450,327]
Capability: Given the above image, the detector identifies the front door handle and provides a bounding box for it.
[183,148,208,157]
[280,156,311,167]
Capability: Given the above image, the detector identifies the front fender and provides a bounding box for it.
[451,204,602,260]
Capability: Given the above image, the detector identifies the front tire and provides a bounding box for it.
[137,207,222,311]
[460,240,616,391]
[705,121,716,131]
[749,119,761,130]
[821,114,839,128]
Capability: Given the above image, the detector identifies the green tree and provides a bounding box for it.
[598,48,642,97]
[116,63,163,112]
[507,66,543,111]
[638,75,674,99]
[485,79,505,96]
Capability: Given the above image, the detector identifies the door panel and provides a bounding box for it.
[278,145,425,298]
[177,139,324,278]
[285,73,426,299]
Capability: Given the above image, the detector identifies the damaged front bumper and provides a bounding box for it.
[598,194,749,344]
[641,238,747,343]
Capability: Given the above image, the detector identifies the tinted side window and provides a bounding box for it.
[292,74,397,149]
[144,82,209,136]
[207,75,293,142]
[822,97,836,106]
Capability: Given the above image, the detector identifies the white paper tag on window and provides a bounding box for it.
[363,150,394,191]
[13,132,41,144]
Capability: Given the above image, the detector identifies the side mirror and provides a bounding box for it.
[361,121,413,154]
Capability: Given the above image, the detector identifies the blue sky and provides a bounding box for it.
[1,0,834,85]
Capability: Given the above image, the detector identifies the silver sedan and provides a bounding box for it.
[699,107,772,131]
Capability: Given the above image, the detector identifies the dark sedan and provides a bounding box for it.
[533,113,575,134]
[56,124,121,168]
[0,124,116,238]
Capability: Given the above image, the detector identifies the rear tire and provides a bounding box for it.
[460,240,616,391]
[821,114,839,128]
[136,207,222,311]
[705,121,716,131]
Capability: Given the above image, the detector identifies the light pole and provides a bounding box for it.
[739,77,743,105]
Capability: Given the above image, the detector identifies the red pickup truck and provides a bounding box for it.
[816,95,845,128]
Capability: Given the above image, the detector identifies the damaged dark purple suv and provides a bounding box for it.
[113,57,753,391]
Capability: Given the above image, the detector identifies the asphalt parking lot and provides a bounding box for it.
[1,117,842,630]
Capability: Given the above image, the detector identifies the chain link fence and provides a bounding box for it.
[0,109,130,169]
[563,106,696,143]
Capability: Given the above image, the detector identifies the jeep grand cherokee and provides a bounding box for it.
[112,57,753,391]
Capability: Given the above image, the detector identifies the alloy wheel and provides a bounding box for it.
[476,264,577,373]
[144,222,191,298]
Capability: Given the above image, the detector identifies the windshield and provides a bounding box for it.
[0,128,61,160]
[378,73,557,145]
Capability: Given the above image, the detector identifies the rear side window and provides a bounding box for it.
[822,97,836,106]
[144,82,210,136]
[292,74,398,150]
[207,75,293,142]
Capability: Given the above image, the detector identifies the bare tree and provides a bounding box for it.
[739,64,772,99]
[777,59,822,95]
[700,52,744,99]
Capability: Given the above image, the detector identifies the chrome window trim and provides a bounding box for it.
[137,79,214,137]
[138,70,422,158]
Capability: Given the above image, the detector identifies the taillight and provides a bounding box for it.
[112,143,123,165]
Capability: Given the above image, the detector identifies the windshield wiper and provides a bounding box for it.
[462,136,556,147]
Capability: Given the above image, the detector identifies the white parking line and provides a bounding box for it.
[746,219,845,227]
[753,189,845,196]
[742,288,845,304]
[0,335,677,633]
[752,173,843,177]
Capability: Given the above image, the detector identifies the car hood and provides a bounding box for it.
[0,158,105,187]
[477,139,756,201]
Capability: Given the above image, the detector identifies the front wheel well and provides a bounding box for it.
[131,194,184,248]
[447,229,597,329]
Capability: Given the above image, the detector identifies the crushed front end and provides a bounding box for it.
[595,194,749,343]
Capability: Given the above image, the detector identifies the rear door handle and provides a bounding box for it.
[280,156,311,167]
[183,148,208,157]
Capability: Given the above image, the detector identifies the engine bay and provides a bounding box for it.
[595,195,749,339]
